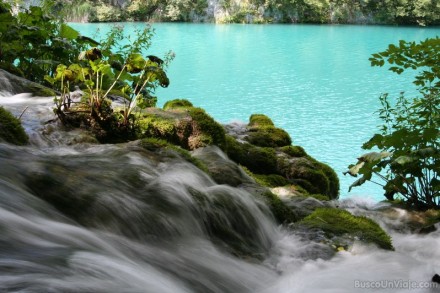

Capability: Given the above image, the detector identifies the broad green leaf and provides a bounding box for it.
[59,23,79,40]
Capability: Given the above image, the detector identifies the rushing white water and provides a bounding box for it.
[0,94,439,292]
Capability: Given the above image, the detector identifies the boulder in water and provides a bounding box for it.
[0,69,55,97]
[0,106,28,145]
[298,207,394,250]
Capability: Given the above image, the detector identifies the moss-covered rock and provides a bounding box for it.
[260,190,299,224]
[225,114,339,199]
[280,145,307,157]
[25,166,95,221]
[0,107,29,145]
[163,99,193,110]
[187,107,226,150]
[0,68,55,97]
[137,114,179,144]
[246,127,292,148]
[245,114,291,147]
[277,154,339,199]
[248,114,275,128]
[299,207,394,250]
[140,137,209,173]
[225,135,278,174]
[137,106,226,151]
[192,146,254,186]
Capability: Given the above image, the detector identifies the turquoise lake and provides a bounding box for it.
[70,23,440,201]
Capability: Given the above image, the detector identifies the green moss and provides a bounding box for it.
[316,161,340,200]
[25,169,94,221]
[280,145,307,157]
[260,191,298,224]
[140,137,169,151]
[242,166,290,187]
[225,135,278,174]
[308,194,330,201]
[246,127,292,147]
[246,114,292,148]
[278,156,339,200]
[167,145,210,174]
[27,84,56,97]
[300,208,393,250]
[140,137,209,174]
[249,114,274,128]
[137,115,178,143]
[188,107,226,149]
[163,99,193,110]
[0,107,29,145]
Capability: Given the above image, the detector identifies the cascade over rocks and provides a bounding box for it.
[0,69,55,97]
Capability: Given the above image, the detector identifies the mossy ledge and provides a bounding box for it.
[299,207,394,250]
[0,107,29,145]
[225,114,340,200]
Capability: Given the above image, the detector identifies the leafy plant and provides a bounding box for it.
[346,38,440,209]
[0,1,96,84]
[45,25,174,139]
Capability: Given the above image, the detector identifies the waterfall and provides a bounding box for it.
[0,94,439,292]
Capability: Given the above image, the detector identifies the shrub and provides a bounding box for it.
[346,38,440,209]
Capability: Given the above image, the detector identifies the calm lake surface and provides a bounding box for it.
[70,23,440,200]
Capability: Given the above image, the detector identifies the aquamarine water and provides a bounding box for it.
[70,23,440,201]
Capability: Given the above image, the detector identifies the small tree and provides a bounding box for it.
[345,37,440,209]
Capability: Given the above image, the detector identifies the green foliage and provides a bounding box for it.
[45,25,173,139]
[346,38,440,209]
[300,208,394,250]
[163,99,193,110]
[0,2,96,84]
[0,107,29,145]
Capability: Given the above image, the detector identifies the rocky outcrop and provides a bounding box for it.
[225,114,340,200]
[0,69,55,97]
[0,106,29,145]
